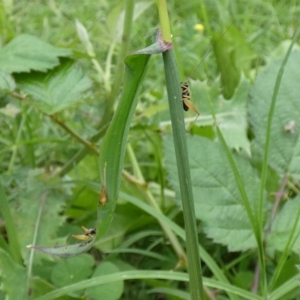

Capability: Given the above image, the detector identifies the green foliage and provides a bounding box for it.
[249,50,300,180]
[164,134,263,251]
[0,249,27,300]
[15,59,92,114]
[0,34,71,73]
[85,261,123,300]
[213,24,256,99]
[1,0,300,299]
[51,254,94,297]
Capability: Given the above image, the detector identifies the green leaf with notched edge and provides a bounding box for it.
[85,261,123,300]
[0,249,27,300]
[15,59,92,114]
[97,32,171,239]
[190,75,251,154]
[164,135,267,252]
[0,34,71,73]
[249,50,300,181]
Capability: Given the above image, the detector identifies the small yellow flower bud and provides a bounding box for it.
[193,23,204,33]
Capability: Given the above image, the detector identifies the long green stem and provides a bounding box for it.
[50,114,99,155]
[163,48,204,299]
[7,110,26,174]
[156,0,171,42]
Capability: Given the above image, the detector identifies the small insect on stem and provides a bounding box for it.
[181,82,200,125]
[72,226,96,242]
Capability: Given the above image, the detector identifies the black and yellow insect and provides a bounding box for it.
[180,81,200,116]
[72,226,96,242]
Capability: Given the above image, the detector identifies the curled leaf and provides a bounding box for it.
[27,236,96,257]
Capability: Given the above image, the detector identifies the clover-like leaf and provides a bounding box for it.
[85,261,123,300]
[50,254,94,297]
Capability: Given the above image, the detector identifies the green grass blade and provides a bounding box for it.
[163,48,203,299]
[269,274,300,300]
[97,33,170,238]
[34,270,263,300]
[121,192,238,293]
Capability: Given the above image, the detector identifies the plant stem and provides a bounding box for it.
[126,143,187,267]
[156,0,172,42]
[163,48,204,299]
[50,114,99,155]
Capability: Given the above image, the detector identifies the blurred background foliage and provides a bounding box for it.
[0,0,300,299]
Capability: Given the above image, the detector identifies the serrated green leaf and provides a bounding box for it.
[164,135,266,251]
[0,249,27,300]
[0,34,71,73]
[51,254,94,297]
[15,60,92,114]
[249,50,300,181]
[267,197,300,252]
[190,75,250,154]
[13,169,67,264]
[0,71,15,92]
[85,261,123,300]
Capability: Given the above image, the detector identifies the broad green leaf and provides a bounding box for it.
[267,197,300,252]
[213,25,256,99]
[164,135,265,251]
[0,249,27,300]
[85,261,123,300]
[14,169,67,264]
[249,50,300,180]
[97,32,170,239]
[0,71,15,93]
[51,254,94,297]
[190,75,251,154]
[15,59,92,114]
[0,34,71,73]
